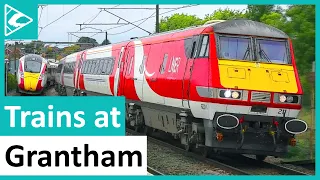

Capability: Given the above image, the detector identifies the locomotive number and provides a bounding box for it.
[278,109,287,115]
[168,57,181,73]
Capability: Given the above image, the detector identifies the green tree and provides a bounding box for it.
[77,37,99,45]
[62,45,80,56]
[260,12,287,30]
[203,8,246,22]
[101,39,111,45]
[285,5,315,75]
[24,41,44,54]
[159,13,203,32]
[246,5,276,21]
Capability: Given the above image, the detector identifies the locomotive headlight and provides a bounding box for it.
[279,95,286,102]
[274,93,300,104]
[224,90,231,98]
[286,96,294,103]
[232,91,240,99]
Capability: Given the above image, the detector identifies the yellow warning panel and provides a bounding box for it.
[218,59,298,93]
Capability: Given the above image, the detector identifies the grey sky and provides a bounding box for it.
[37,4,248,47]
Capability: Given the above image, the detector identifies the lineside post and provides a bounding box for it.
[5,59,8,96]
[308,61,315,160]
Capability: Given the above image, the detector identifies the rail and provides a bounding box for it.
[147,166,165,175]
[127,128,310,175]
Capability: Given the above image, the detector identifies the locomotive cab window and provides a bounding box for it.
[255,38,291,64]
[218,35,253,61]
[198,35,209,57]
[24,55,42,73]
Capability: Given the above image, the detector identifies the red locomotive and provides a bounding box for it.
[55,19,308,160]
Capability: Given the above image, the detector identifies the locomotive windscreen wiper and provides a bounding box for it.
[258,43,271,63]
[242,43,250,60]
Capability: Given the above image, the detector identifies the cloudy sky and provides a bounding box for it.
[36,4,248,47]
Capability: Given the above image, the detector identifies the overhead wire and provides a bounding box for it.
[38,5,45,26]
[70,5,120,41]
[39,5,81,36]
[89,4,199,38]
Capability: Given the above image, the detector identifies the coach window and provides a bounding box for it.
[98,60,103,74]
[57,64,62,73]
[91,60,97,75]
[198,35,209,58]
[82,61,87,74]
[85,61,91,74]
[64,64,69,74]
[96,60,103,75]
[71,62,75,73]
[139,55,147,74]
[92,60,98,75]
[160,53,168,74]
[127,56,134,75]
[106,57,115,75]
[87,60,93,74]
[101,59,108,75]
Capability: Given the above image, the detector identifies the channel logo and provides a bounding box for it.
[4,4,33,37]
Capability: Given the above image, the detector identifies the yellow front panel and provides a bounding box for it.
[23,72,40,92]
[218,59,298,93]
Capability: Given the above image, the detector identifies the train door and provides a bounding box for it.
[123,45,135,99]
[74,51,83,90]
[117,44,131,96]
[132,42,145,100]
[113,46,125,96]
[182,35,200,108]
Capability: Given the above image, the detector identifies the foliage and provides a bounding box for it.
[77,37,99,45]
[7,73,17,91]
[24,41,44,54]
[203,8,246,22]
[284,5,315,75]
[159,13,203,32]
[101,39,111,45]
[245,5,276,21]
[56,54,64,60]
[62,45,80,56]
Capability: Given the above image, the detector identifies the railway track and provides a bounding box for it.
[147,166,165,175]
[280,159,315,171]
[128,128,250,175]
[127,128,310,175]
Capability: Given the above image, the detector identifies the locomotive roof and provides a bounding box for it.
[23,54,47,63]
[62,19,289,60]
[211,19,289,39]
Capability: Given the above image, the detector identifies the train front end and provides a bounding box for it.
[204,20,308,159]
[16,54,47,95]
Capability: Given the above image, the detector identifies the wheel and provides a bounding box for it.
[256,155,267,161]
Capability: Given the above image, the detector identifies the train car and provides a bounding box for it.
[47,61,58,86]
[55,19,308,160]
[16,54,48,95]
